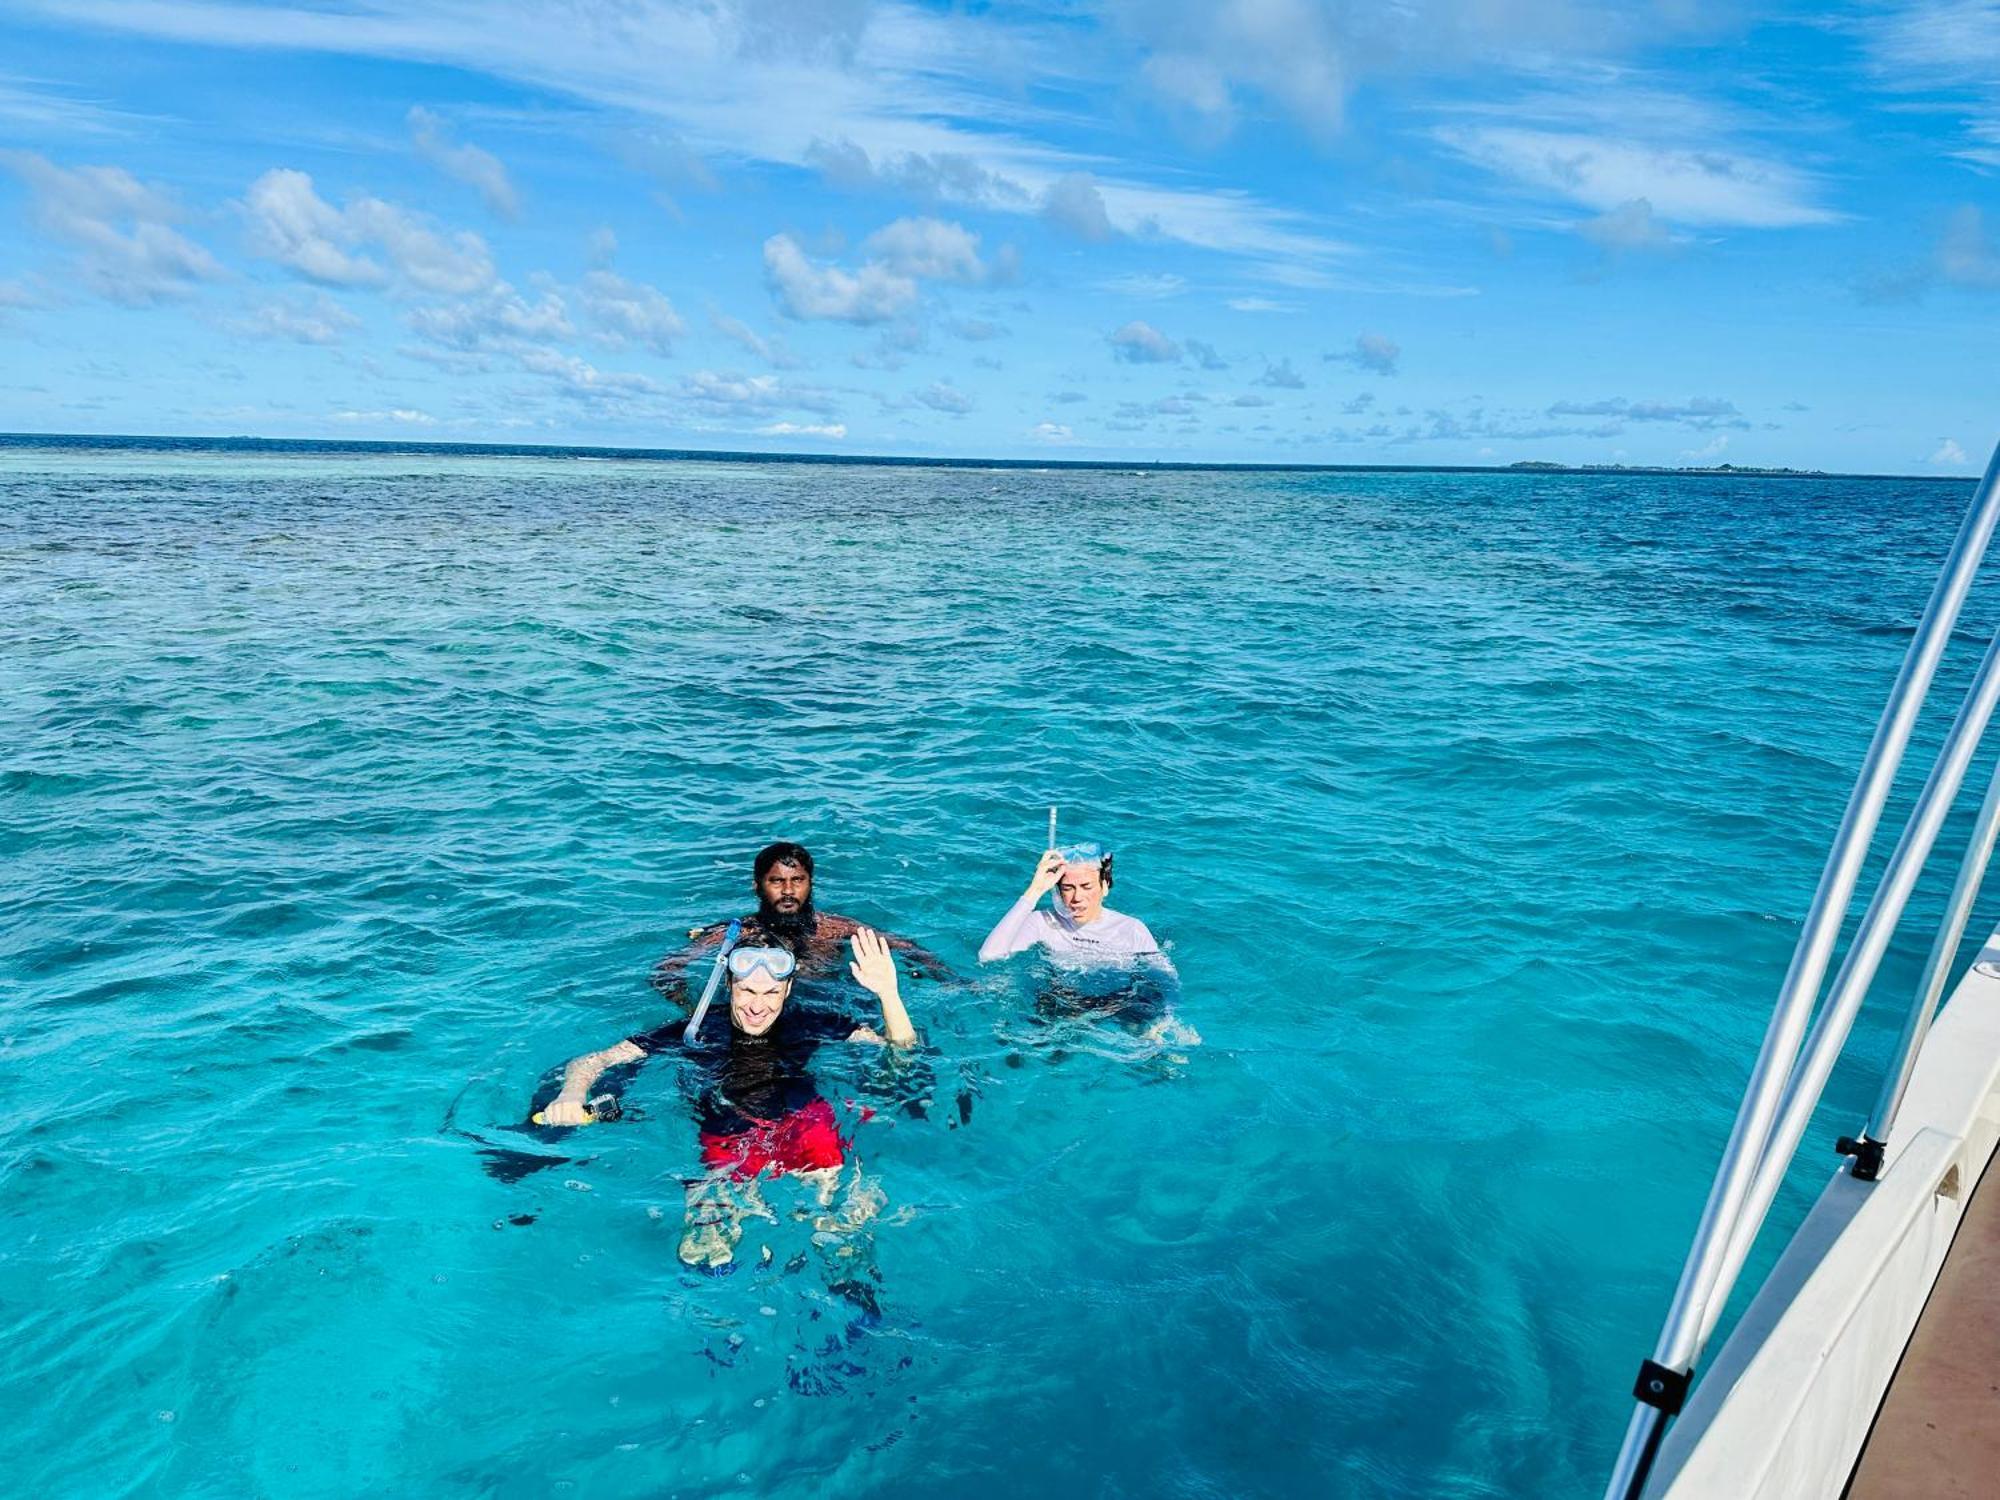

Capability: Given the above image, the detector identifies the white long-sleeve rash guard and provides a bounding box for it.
[978,888,1169,966]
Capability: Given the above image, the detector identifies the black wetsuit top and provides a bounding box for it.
[627,1005,862,1136]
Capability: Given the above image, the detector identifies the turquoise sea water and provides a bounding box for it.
[4,438,1994,1498]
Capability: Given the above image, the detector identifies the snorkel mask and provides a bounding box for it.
[726,945,798,983]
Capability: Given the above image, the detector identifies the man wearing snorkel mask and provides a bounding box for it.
[979,843,1168,965]
[541,928,915,1268]
[652,841,951,1003]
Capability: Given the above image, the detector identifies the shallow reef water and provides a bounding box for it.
[3,439,1994,1497]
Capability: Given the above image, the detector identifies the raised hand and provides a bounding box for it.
[848,926,900,1002]
[1026,848,1065,900]
[849,926,916,1045]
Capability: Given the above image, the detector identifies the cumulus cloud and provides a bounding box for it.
[406,282,571,351]
[408,105,520,219]
[682,368,840,415]
[1325,332,1400,375]
[1109,319,1181,363]
[579,268,684,354]
[516,346,663,395]
[915,380,974,414]
[763,232,918,324]
[757,421,846,438]
[1931,438,1970,466]
[862,216,1017,284]
[1030,421,1074,442]
[862,217,977,281]
[238,291,361,345]
[1043,172,1118,241]
[1256,356,1305,389]
[2,151,226,305]
[806,137,1028,208]
[243,168,495,295]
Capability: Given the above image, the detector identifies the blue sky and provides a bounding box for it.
[1,1,1997,471]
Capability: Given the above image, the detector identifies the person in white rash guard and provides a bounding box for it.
[977,843,1193,1043]
[978,844,1173,968]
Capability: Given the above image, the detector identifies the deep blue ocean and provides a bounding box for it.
[4,437,1994,1498]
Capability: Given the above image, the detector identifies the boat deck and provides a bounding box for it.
[1845,1142,2000,1499]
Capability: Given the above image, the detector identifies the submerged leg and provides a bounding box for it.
[679,1172,775,1269]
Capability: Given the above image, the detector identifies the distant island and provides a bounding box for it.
[1509,460,1829,477]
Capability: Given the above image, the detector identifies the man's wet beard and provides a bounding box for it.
[757,899,819,943]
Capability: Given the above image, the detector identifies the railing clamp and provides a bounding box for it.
[1835,1133,1886,1181]
[1632,1358,1691,1415]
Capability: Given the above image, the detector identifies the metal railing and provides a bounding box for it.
[1603,439,2000,1500]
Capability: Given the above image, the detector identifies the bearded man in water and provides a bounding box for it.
[652,841,950,1003]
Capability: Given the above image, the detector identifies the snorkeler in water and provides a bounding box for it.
[543,927,916,1269]
[652,841,952,1005]
[979,842,1194,1041]
[979,844,1172,966]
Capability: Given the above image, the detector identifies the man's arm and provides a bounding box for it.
[846,928,917,1046]
[538,1039,645,1125]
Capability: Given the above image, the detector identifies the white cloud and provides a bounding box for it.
[407,282,572,350]
[1680,433,1729,461]
[682,368,840,415]
[333,406,437,425]
[1325,332,1400,375]
[763,232,918,324]
[408,105,520,219]
[1931,437,1970,466]
[579,268,684,354]
[1436,125,1837,229]
[1029,421,1074,441]
[757,421,846,438]
[1227,296,1293,312]
[243,167,496,294]
[1,150,226,304]
[38,0,1350,276]
[915,380,973,413]
[238,290,361,345]
[1109,319,1181,363]
[1256,356,1305,389]
[1579,197,1685,254]
[516,346,664,399]
[861,216,1001,283]
[1043,172,1117,241]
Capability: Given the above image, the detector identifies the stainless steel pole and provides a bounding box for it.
[1865,749,2000,1146]
[1601,441,2000,1500]
[1699,624,2000,1349]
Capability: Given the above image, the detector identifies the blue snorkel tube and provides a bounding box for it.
[685,918,743,1041]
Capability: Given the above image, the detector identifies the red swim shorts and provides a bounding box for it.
[699,1095,847,1179]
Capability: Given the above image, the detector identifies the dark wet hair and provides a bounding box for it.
[753,841,815,884]
[1060,851,1113,890]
